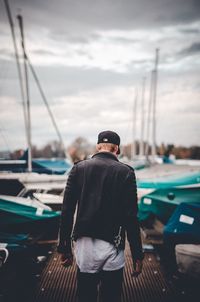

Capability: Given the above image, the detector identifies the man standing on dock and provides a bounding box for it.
[57,130,143,302]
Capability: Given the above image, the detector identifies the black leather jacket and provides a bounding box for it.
[57,152,143,261]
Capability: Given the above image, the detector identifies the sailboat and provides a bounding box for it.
[1,0,72,175]
[0,1,72,213]
[0,151,72,175]
[125,49,160,171]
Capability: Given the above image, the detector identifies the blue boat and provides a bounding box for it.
[0,157,72,175]
[32,158,71,174]
[162,202,200,272]
[163,202,200,245]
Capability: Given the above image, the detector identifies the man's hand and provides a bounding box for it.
[132,259,143,278]
[60,253,73,267]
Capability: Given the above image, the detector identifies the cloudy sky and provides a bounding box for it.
[0,0,199,151]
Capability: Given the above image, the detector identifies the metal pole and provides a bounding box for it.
[139,77,146,157]
[3,0,28,142]
[17,14,32,172]
[131,89,138,160]
[152,48,159,161]
[145,70,154,159]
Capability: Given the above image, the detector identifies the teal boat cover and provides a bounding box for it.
[0,197,60,226]
[137,171,200,189]
[32,158,72,174]
[163,202,200,244]
[138,187,200,224]
[0,151,72,174]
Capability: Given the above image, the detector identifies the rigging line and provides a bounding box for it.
[3,0,28,142]
[26,54,71,161]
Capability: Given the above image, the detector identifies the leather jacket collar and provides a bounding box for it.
[92,151,119,161]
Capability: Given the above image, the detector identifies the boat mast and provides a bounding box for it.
[17,17,72,163]
[17,16,72,163]
[3,0,28,143]
[131,88,138,160]
[152,48,159,161]
[139,77,146,157]
[3,1,73,164]
[145,70,154,159]
[17,14,32,172]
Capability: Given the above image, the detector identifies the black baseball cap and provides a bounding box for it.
[97,130,121,154]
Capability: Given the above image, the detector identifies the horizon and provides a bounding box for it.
[0,139,200,154]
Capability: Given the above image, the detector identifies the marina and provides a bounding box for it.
[1,162,200,302]
[1,0,200,301]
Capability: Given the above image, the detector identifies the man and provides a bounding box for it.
[57,130,143,302]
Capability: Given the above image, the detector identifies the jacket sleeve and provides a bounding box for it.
[124,169,144,261]
[57,164,78,254]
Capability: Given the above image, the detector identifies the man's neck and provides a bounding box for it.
[98,150,118,157]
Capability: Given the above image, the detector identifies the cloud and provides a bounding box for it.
[1,1,200,43]
[179,42,200,57]
[180,28,200,34]
[0,0,199,150]
[31,49,58,56]
[0,48,13,59]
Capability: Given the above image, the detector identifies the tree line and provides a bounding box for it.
[1,137,200,162]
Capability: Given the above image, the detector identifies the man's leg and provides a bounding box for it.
[100,268,124,302]
[77,268,99,302]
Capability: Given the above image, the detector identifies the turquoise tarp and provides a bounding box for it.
[0,197,60,226]
[164,202,200,244]
[137,171,200,189]
[138,187,200,224]
[32,158,72,174]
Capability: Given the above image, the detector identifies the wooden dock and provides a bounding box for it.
[33,245,193,302]
[1,242,199,302]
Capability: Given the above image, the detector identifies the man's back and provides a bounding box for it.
[73,151,137,245]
